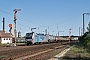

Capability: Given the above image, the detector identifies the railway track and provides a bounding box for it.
[15,45,69,60]
[0,42,70,60]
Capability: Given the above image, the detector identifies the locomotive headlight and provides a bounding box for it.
[25,40,27,42]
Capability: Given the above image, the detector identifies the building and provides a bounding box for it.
[18,31,21,37]
[0,30,12,44]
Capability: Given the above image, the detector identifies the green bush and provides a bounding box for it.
[78,32,90,45]
[87,39,90,47]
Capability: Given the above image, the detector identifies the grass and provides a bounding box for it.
[60,42,90,60]
[0,43,7,47]
[0,56,6,58]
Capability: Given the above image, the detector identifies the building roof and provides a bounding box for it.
[0,30,12,38]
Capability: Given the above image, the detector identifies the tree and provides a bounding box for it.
[87,22,90,32]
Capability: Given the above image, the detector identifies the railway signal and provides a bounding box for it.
[14,9,21,21]
[13,9,21,46]
[9,24,12,33]
[9,24,12,44]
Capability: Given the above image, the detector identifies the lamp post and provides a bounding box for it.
[82,13,89,35]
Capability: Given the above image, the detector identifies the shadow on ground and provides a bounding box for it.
[60,56,90,60]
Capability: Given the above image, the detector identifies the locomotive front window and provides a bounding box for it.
[26,33,33,39]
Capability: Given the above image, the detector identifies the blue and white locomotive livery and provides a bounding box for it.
[25,32,55,45]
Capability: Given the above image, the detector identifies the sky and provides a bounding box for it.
[0,0,90,36]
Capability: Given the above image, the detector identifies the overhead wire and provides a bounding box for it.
[0,3,83,35]
[0,3,79,29]
[0,3,47,28]
[49,15,80,27]
[0,9,45,27]
[0,10,30,27]
[0,10,30,34]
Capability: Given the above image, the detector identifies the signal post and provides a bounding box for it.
[13,9,21,46]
